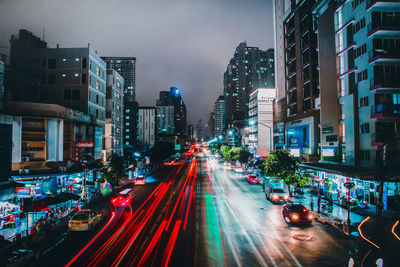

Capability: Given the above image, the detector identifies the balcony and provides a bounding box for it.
[367,0,400,11]
[370,77,400,91]
[371,104,400,118]
[368,48,400,64]
[371,131,397,146]
[367,18,400,38]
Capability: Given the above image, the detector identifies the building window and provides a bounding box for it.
[96,80,100,90]
[360,123,370,134]
[96,66,100,76]
[357,70,368,82]
[64,89,71,100]
[96,109,98,118]
[82,58,87,69]
[81,73,87,84]
[354,44,367,58]
[96,94,99,104]
[359,96,369,107]
[48,59,56,69]
[48,74,56,84]
[72,90,80,100]
[360,150,370,161]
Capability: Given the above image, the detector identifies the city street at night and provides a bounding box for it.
[1,0,400,266]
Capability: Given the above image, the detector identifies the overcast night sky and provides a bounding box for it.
[0,0,274,125]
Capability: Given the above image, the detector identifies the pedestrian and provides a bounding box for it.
[318,195,321,213]
[337,191,340,205]
[310,197,314,211]
[329,195,333,213]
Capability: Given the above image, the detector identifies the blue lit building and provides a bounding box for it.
[333,0,400,168]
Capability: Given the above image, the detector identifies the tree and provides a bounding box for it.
[100,154,125,185]
[237,147,252,164]
[220,145,231,159]
[263,149,299,193]
[150,141,175,168]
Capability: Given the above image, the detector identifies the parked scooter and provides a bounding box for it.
[321,201,333,213]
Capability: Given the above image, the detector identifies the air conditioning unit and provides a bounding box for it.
[59,167,67,172]
[19,169,29,175]
[22,156,30,162]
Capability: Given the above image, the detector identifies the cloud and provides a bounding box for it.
[0,0,273,125]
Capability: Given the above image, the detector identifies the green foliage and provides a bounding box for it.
[150,141,175,164]
[100,154,125,185]
[219,146,251,164]
[295,172,311,186]
[220,145,231,159]
[263,149,299,185]
[237,147,252,164]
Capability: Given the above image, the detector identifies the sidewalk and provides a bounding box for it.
[292,189,365,225]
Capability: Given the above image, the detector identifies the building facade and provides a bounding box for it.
[7,30,106,126]
[332,0,400,168]
[104,69,124,160]
[156,105,175,135]
[6,101,100,172]
[284,0,320,161]
[224,43,275,126]
[0,114,13,182]
[137,107,156,150]
[313,0,341,163]
[214,95,225,137]
[101,57,137,156]
[156,87,187,137]
[0,60,4,111]
[249,88,276,157]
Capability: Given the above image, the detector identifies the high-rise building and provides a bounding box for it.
[312,0,341,164]
[332,0,400,168]
[0,59,4,111]
[214,95,225,137]
[156,87,187,137]
[273,0,292,149]
[283,0,320,160]
[6,29,105,159]
[104,69,124,160]
[137,107,156,150]
[101,57,137,156]
[101,57,136,100]
[249,88,276,157]
[207,112,215,139]
[224,42,274,126]
[156,105,175,135]
[7,30,106,125]
[188,125,194,140]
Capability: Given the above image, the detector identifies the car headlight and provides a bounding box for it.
[272,194,279,199]
[308,214,313,220]
[291,214,299,220]
[283,195,289,199]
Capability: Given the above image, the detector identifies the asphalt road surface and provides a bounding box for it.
[38,155,400,267]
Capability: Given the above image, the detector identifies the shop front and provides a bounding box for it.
[306,168,400,211]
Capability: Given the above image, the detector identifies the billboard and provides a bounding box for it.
[287,125,309,149]
[94,126,103,160]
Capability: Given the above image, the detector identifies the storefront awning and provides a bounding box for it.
[300,162,400,182]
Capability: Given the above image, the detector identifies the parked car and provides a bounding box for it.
[68,209,102,231]
[246,174,260,184]
[5,249,35,267]
[282,203,313,225]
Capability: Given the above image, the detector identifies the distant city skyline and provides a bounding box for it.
[0,0,274,125]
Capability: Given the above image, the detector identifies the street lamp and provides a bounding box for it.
[253,121,273,153]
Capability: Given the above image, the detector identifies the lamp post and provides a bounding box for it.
[250,120,273,153]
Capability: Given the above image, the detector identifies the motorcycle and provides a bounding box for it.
[321,201,333,213]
